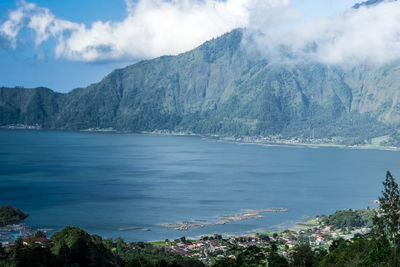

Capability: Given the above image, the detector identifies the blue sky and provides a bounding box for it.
[0,0,131,92]
[0,0,361,92]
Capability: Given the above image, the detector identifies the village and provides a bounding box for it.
[0,223,53,248]
[157,213,372,265]
[0,208,374,265]
[0,224,34,245]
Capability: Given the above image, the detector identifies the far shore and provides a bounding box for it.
[226,138,400,152]
[2,126,399,151]
[139,130,400,152]
[134,129,400,152]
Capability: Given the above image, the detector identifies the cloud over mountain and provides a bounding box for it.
[246,0,400,64]
[2,0,400,64]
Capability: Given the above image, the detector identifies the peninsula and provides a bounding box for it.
[0,206,28,226]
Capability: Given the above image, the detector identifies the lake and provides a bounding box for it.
[0,130,399,241]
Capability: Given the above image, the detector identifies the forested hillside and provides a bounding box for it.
[2,29,400,144]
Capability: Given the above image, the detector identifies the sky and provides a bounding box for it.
[0,0,374,92]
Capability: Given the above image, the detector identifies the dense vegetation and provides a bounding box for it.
[0,227,204,267]
[2,28,400,144]
[320,208,375,230]
[0,206,28,226]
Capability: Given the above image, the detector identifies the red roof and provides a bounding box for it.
[33,237,50,243]
[24,237,51,243]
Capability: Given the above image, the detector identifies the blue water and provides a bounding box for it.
[0,130,399,241]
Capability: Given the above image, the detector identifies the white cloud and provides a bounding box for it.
[2,0,400,64]
[0,1,34,47]
[0,0,257,61]
[0,0,82,50]
[57,0,252,61]
[245,1,400,64]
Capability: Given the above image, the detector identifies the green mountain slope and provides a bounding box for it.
[1,29,400,144]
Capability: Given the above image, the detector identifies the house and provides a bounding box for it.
[23,237,51,247]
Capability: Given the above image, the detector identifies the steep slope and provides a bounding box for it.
[1,29,399,144]
[0,86,62,127]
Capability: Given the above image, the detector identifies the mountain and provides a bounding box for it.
[1,29,400,145]
[353,0,397,9]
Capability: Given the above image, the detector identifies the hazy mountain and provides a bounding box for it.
[353,0,397,9]
[2,29,400,145]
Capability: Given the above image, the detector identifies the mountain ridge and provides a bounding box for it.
[1,29,400,145]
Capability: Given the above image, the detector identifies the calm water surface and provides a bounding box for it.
[1,130,399,241]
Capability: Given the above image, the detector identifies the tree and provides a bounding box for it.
[267,252,289,267]
[51,226,114,267]
[0,243,5,260]
[213,257,236,267]
[312,247,327,266]
[374,171,400,266]
[290,243,314,267]
[236,245,267,266]
[33,231,46,238]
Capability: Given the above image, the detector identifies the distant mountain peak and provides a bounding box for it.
[353,0,397,9]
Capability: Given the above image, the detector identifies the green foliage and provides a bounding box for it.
[33,231,47,238]
[212,257,237,267]
[50,226,115,266]
[112,240,203,267]
[290,243,314,267]
[321,209,374,230]
[213,245,272,267]
[0,244,7,266]
[0,206,28,226]
[373,171,400,266]
[236,245,267,266]
[0,227,204,267]
[318,171,400,266]
[267,252,289,267]
[312,248,328,266]
[318,235,391,267]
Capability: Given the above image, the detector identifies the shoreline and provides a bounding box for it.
[145,208,374,253]
[1,127,399,152]
[216,135,400,152]
[147,204,377,243]
[158,208,289,231]
[225,138,400,152]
